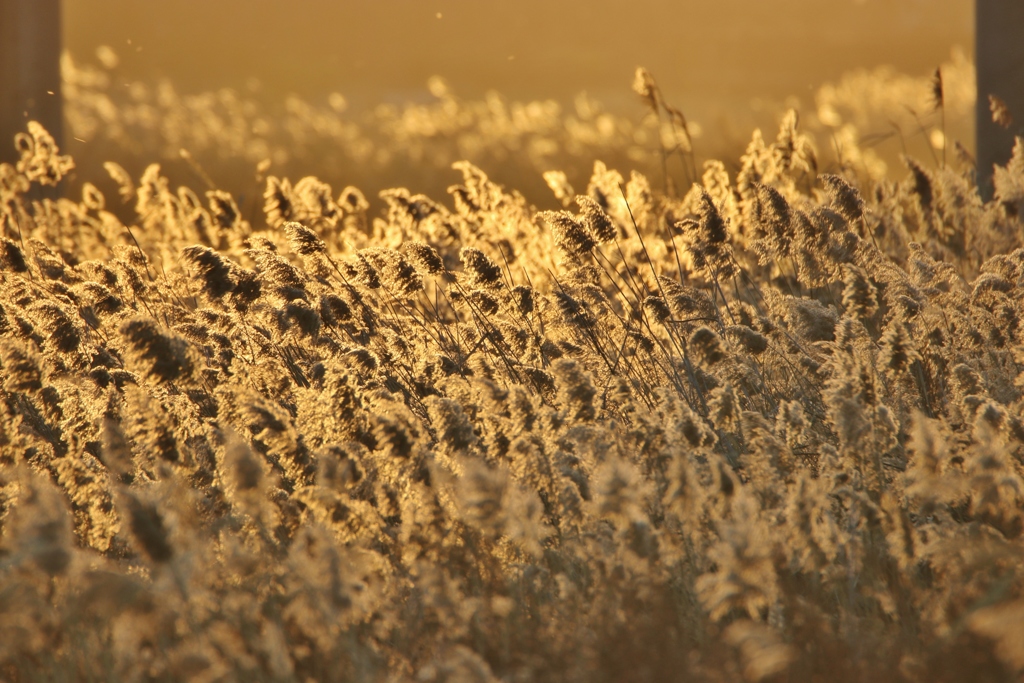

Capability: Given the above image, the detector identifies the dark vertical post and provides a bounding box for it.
[976,0,1024,198]
[0,0,63,164]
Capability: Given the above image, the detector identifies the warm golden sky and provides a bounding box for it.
[65,0,971,114]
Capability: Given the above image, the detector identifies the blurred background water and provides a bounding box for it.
[65,0,970,121]
[57,0,973,204]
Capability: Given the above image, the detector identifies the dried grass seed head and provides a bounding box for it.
[690,326,726,367]
[643,294,672,324]
[990,94,1014,129]
[786,297,837,342]
[124,388,182,467]
[903,156,933,211]
[553,358,597,422]
[426,395,478,454]
[207,189,242,230]
[15,121,74,186]
[230,268,262,311]
[221,429,267,495]
[339,185,370,214]
[510,284,534,315]
[264,175,295,228]
[469,290,500,316]
[820,174,865,223]
[81,182,105,211]
[283,221,327,256]
[1,341,43,393]
[0,237,29,273]
[633,67,659,112]
[543,170,575,207]
[709,382,740,432]
[317,442,365,486]
[181,244,236,299]
[541,210,595,258]
[879,321,921,375]
[404,241,446,276]
[282,300,322,337]
[135,163,170,218]
[575,195,617,243]
[340,252,379,289]
[554,290,595,329]
[697,187,728,245]
[752,183,793,261]
[841,264,878,321]
[104,161,135,202]
[726,325,768,355]
[120,317,196,383]
[30,302,81,353]
[319,293,352,325]
[930,67,944,110]
[124,492,173,564]
[295,176,339,222]
[8,473,73,576]
[459,247,503,289]
[686,186,736,278]
[376,249,423,297]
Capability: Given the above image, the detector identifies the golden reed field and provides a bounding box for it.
[4,12,1024,682]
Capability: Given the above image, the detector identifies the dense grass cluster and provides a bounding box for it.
[2,63,1024,682]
